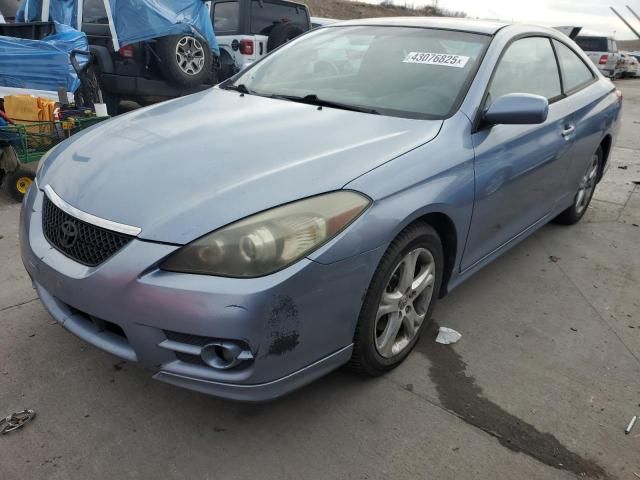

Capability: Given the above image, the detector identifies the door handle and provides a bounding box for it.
[561,125,576,139]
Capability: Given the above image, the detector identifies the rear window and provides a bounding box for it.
[214,1,240,34]
[251,0,309,35]
[553,40,595,93]
[83,0,108,24]
[575,36,608,52]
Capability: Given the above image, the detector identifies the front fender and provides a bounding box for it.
[309,112,475,272]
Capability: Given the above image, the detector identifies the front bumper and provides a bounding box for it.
[20,186,382,401]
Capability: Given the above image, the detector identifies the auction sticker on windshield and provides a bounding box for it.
[403,52,470,68]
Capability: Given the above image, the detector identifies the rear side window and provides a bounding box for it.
[553,41,595,93]
[83,0,108,24]
[575,36,607,52]
[489,37,561,104]
[251,1,308,35]
[214,1,240,33]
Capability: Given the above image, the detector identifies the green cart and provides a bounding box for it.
[0,117,108,202]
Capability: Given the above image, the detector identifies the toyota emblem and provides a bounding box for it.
[58,220,79,249]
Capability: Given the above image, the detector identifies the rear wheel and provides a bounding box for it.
[553,147,602,225]
[349,223,444,376]
[216,50,238,83]
[156,35,213,88]
[4,164,36,202]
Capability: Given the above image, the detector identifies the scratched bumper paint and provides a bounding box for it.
[20,186,383,401]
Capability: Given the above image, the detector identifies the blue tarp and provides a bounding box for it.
[50,0,79,28]
[17,0,79,28]
[16,0,42,22]
[107,0,219,55]
[0,22,88,92]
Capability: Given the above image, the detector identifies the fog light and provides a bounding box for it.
[201,342,246,370]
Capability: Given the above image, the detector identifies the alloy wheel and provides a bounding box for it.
[575,154,599,215]
[375,248,436,358]
[175,37,206,75]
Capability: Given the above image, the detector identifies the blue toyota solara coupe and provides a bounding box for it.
[21,18,622,401]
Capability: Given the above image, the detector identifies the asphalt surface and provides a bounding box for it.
[1,80,639,480]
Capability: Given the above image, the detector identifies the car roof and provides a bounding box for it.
[330,17,509,35]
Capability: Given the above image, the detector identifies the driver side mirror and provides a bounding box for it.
[484,93,549,125]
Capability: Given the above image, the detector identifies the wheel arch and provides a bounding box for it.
[406,212,458,298]
[598,134,613,180]
[89,45,114,75]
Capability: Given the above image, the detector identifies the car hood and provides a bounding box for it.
[40,88,442,244]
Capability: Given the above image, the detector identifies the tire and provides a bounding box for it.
[267,23,305,52]
[103,91,121,116]
[553,146,603,225]
[4,164,36,202]
[349,222,444,376]
[216,49,238,83]
[156,35,213,88]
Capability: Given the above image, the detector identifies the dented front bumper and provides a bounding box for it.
[20,186,381,401]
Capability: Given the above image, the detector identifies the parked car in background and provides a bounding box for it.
[23,18,622,401]
[80,0,220,115]
[575,35,623,78]
[620,52,640,78]
[212,0,311,80]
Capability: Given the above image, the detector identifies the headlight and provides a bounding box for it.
[161,191,371,277]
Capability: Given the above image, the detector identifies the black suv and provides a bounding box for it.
[82,0,311,114]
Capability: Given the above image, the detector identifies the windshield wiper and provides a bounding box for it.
[270,94,381,115]
[222,83,253,94]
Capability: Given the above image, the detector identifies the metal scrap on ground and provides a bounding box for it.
[0,409,36,435]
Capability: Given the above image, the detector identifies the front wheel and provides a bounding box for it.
[553,147,602,225]
[349,223,444,376]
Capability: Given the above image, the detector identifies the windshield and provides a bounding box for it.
[228,26,490,119]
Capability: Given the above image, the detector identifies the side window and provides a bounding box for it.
[213,1,240,33]
[553,41,594,93]
[83,0,108,24]
[251,1,308,35]
[488,37,561,105]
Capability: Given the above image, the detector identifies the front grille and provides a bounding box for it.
[42,195,133,267]
[68,305,127,339]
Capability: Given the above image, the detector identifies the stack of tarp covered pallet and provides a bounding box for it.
[0,22,88,101]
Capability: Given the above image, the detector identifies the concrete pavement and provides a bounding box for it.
[1,80,639,480]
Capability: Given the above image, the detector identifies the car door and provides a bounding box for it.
[551,39,607,199]
[461,36,576,271]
